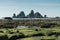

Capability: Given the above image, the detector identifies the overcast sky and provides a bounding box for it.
[0,0,60,18]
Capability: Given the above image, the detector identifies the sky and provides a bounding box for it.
[0,0,60,18]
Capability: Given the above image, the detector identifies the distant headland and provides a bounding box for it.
[12,10,47,18]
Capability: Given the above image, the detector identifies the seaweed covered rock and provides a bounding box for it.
[48,32,60,37]
[0,33,8,40]
[8,33,25,40]
[41,23,56,28]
